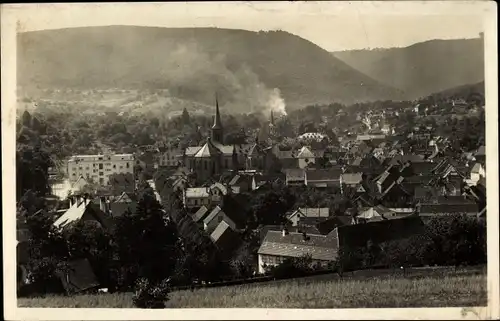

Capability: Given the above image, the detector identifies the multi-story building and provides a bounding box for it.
[67,153,135,186]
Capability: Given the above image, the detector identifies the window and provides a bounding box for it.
[99,164,103,169]
[79,166,83,170]
[113,165,116,169]
[126,162,130,168]
[99,178,104,184]
[98,157,103,161]
[99,172,104,176]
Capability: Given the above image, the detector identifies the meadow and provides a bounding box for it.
[18,268,487,308]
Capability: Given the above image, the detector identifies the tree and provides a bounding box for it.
[113,194,181,289]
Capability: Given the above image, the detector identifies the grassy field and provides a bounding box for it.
[18,269,487,308]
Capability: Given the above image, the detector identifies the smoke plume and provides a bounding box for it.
[159,43,287,116]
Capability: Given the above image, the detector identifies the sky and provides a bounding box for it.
[7,2,486,51]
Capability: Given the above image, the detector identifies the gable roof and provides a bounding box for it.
[475,145,486,157]
[53,199,109,229]
[297,146,315,159]
[212,141,235,156]
[258,230,337,261]
[185,146,202,157]
[194,138,222,158]
[192,205,209,223]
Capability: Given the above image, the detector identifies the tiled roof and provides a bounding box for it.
[285,169,306,181]
[192,205,209,223]
[185,187,209,198]
[212,141,235,155]
[316,216,353,235]
[341,172,363,185]
[258,231,337,261]
[210,220,232,243]
[337,216,426,249]
[306,169,342,182]
[185,146,201,156]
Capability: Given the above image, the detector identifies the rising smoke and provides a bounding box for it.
[160,43,287,116]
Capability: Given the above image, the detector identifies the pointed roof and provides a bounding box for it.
[194,137,221,158]
[297,146,315,159]
[212,93,223,130]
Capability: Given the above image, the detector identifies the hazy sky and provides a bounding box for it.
[9,2,486,51]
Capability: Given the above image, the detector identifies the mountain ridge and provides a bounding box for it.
[17,25,404,113]
[332,37,485,100]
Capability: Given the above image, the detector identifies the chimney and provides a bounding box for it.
[69,196,73,207]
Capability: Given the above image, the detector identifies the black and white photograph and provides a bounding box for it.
[2,1,499,319]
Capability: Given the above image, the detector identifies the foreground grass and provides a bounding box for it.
[18,272,487,308]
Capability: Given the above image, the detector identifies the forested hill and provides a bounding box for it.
[18,26,404,112]
[332,38,485,100]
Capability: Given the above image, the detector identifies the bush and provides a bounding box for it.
[132,278,171,309]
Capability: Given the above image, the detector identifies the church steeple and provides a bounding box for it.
[211,93,224,143]
[270,110,275,126]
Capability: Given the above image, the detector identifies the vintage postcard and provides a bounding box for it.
[2,1,499,320]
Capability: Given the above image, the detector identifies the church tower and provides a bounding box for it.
[270,110,275,126]
[211,93,224,144]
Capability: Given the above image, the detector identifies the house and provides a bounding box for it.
[183,187,211,209]
[286,207,330,226]
[67,153,135,185]
[355,205,414,223]
[107,173,135,195]
[467,163,486,185]
[157,144,183,168]
[341,172,364,187]
[305,169,342,188]
[203,206,237,235]
[210,220,241,258]
[297,146,316,169]
[191,205,209,224]
[417,196,479,216]
[108,192,137,217]
[285,169,306,186]
[53,195,111,230]
[228,174,252,193]
[257,229,338,273]
[334,215,426,249]
[315,216,354,235]
[474,145,486,164]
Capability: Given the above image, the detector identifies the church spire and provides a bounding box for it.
[211,92,224,143]
[212,93,223,130]
[270,110,275,126]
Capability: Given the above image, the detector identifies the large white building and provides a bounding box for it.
[67,153,135,185]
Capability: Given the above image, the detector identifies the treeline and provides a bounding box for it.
[265,214,486,279]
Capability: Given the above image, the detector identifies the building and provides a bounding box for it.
[157,144,183,168]
[183,96,256,181]
[296,146,316,169]
[257,229,338,273]
[67,153,135,186]
[286,207,330,226]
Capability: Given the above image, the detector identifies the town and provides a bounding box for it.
[16,84,487,307]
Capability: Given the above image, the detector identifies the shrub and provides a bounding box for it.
[132,278,170,309]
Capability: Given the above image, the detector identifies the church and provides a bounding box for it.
[183,96,270,182]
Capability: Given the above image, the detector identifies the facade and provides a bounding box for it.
[257,229,338,274]
[157,145,183,168]
[67,153,135,186]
